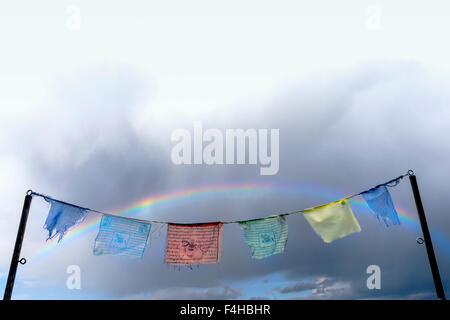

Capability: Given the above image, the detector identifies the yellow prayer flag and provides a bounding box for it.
[302,198,361,243]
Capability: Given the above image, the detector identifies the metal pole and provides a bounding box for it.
[408,171,446,300]
[3,190,33,300]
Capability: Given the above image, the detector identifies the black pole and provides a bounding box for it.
[3,191,33,300]
[408,172,446,300]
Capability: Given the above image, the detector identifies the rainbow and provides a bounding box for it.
[34,183,271,257]
[31,181,450,260]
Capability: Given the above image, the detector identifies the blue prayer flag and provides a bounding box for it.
[93,215,151,259]
[44,198,89,242]
[362,185,400,227]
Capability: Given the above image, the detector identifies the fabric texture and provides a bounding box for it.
[302,198,361,243]
[362,185,400,226]
[44,198,89,242]
[165,222,223,265]
[239,216,288,259]
[93,215,151,259]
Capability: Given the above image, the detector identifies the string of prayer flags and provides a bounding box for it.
[362,185,400,227]
[165,222,223,265]
[93,215,151,259]
[302,198,361,243]
[34,173,408,264]
[239,216,288,259]
[43,198,89,242]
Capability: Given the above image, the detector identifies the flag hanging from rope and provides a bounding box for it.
[44,198,89,242]
[93,215,151,259]
[302,198,361,243]
[362,185,400,226]
[165,222,223,265]
[239,216,288,259]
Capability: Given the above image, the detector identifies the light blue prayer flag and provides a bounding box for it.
[93,215,151,259]
[239,216,288,259]
[44,198,89,242]
[362,185,400,227]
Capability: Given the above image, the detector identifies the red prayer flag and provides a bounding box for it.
[165,222,223,264]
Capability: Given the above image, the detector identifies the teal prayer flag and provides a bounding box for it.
[93,215,151,259]
[239,216,288,259]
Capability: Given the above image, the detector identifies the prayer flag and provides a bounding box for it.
[93,215,151,259]
[239,216,288,259]
[44,198,89,242]
[362,185,400,226]
[165,222,223,265]
[302,198,361,243]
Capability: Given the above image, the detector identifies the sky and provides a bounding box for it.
[1,1,450,300]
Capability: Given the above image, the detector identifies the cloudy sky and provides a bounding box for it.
[1,1,450,299]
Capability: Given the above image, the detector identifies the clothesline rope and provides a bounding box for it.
[30,172,411,225]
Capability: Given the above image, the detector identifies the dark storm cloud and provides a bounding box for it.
[9,63,170,210]
[7,61,450,299]
[126,285,243,300]
[274,280,318,294]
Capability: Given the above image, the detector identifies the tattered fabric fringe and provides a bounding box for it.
[43,198,89,242]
